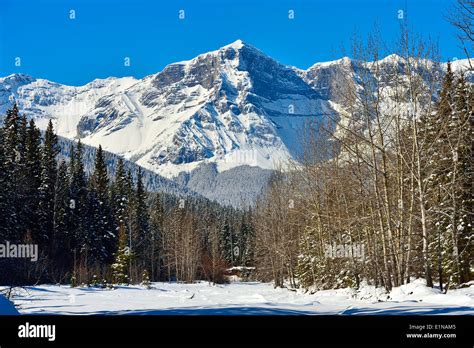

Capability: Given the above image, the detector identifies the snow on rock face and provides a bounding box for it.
[0,74,138,138]
[1,42,472,179]
[126,40,320,176]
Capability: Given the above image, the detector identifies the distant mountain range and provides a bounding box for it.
[1,40,472,206]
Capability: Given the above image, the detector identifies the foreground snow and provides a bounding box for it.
[3,280,473,315]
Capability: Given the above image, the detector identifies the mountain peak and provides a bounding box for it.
[224,39,246,49]
[167,39,256,68]
[379,53,404,64]
[1,73,35,83]
[219,39,262,55]
[308,56,352,70]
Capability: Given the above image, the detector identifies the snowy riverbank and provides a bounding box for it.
[2,279,473,315]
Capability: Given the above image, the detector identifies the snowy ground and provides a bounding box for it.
[1,279,473,315]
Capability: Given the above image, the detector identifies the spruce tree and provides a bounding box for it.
[423,63,455,290]
[90,145,115,263]
[423,64,474,288]
[52,160,72,275]
[239,212,254,266]
[219,216,234,265]
[69,140,89,262]
[112,224,131,284]
[16,114,30,242]
[0,105,26,283]
[131,168,149,268]
[141,269,151,288]
[451,73,473,284]
[2,104,22,241]
[38,120,59,252]
[0,129,8,241]
[111,158,129,228]
[24,119,42,242]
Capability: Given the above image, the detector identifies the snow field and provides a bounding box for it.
[2,279,473,315]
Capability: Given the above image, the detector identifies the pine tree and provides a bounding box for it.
[1,104,23,241]
[89,145,115,263]
[238,212,254,266]
[422,63,455,290]
[16,114,29,238]
[130,168,149,268]
[450,73,473,284]
[69,140,89,262]
[92,146,108,203]
[461,84,474,283]
[23,119,42,242]
[52,160,72,275]
[112,224,131,284]
[423,64,473,289]
[111,159,129,227]
[219,211,236,266]
[3,104,21,157]
[0,128,8,241]
[141,269,151,289]
[126,169,134,234]
[38,120,59,252]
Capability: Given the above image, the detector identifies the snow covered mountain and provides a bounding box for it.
[0,40,335,179]
[0,40,472,185]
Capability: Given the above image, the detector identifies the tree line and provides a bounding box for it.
[0,105,254,286]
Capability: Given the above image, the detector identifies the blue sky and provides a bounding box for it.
[0,0,463,85]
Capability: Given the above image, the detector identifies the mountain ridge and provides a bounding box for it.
[1,41,472,184]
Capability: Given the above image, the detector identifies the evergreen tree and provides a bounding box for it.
[130,168,149,268]
[92,146,108,203]
[111,159,129,230]
[219,216,234,265]
[1,104,23,241]
[23,119,42,241]
[0,105,27,284]
[423,63,455,290]
[141,269,151,289]
[69,140,89,262]
[3,104,20,148]
[16,114,30,242]
[238,212,254,266]
[0,128,8,241]
[424,64,473,288]
[112,224,131,284]
[38,120,59,252]
[451,73,473,284]
[125,169,134,233]
[90,145,115,263]
[52,160,72,276]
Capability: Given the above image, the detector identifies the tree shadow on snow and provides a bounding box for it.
[31,306,319,315]
[341,305,474,315]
